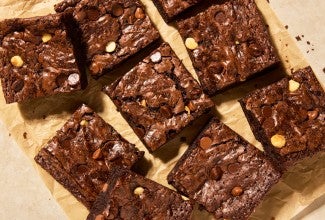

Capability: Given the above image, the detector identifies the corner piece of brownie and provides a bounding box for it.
[168,117,281,220]
[0,13,84,104]
[34,104,144,209]
[239,66,325,169]
[177,0,279,96]
[103,43,214,152]
[55,0,160,78]
[87,166,193,220]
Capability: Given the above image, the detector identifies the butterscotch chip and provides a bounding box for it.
[135,7,145,19]
[185,38,198,50]
[181,195,189,201]
[185,106,191,114]
[102,183,108,192]
[231,186,243,196]
[140,99,147,107]
[42,33,52,43]
[106,41,117,53]
[271,134,286,148]
[112,4,123,17]
[95,214,104,220]
[200,136,212,150]
[288,79,300,92]
[134,186,144,196]
[187,101,196,111]
[80,119,88,126]
[10,55,24,67]
[92,148,102,160]
[308,110,319,120]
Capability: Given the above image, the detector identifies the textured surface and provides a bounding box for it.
[177,0,279,96]
[87,167,193,220]
[104,43,214,151]
[0,13,83,103]
[168,118,281,219]
[152,0,202,22]
[55,0,160,77]
[240,66,325,168]
[34,104,144,209]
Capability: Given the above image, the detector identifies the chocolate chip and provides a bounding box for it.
[248,43,263,57]
[12,79,24,92]
[135,7,145,19]
[231,186,243,196]
[134,127,145,137]
[210,166,222,180]
[160,106,172,118]
[227,163,240,174]
[214,10,225,23]
[68,73,80,86]
[200,136,212,150]
[112,4,123,17]
[86,8,100,21]
[207,63,225,75]
[92,148,102,160]
[285,25,288,29]
[308,110,319,120]
[76,164,88,175]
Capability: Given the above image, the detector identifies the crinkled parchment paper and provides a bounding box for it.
[0,0,324,219]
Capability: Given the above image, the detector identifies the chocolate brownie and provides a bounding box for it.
[0,14,84,104]
[177,0,279,96]
[168,117,281,219]
[87,166,193,220]
[34,104,144,209]
[55,0,160,78]
[239,66,325,169]
[152,0,203,22]
[103,43,214,152]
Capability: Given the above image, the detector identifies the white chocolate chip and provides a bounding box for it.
[150,52,162,63]
[80,120,88,126]
[185,38,198,50]
[134,186,144,196]
[185,106,190,115]
[10,55,24,67]
[105,41,116,53]
[288,80,300,92]
[68,73,80,86]
[271,134,286,148]
[235,40,240,45]
[181,195,189,201]
[42,33,52,43]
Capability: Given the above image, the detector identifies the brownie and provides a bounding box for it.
[103,43,214,152]
[168,117,281,219]
[152,0,203,22]
[239,66,325,169]
[0,14,84,104]
[55,0,160,78]
[87,166,193,220]
[34,104,144,209]
[177,0,279,96]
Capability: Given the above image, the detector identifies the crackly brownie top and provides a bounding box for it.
[154,0,202,20]
[242,66,325,157]
[168,118,281,219]
[55,0,159,77]
[104,43,214,151]
[35,104,143,208]
[177,0,278,95]
[0,14,81,103]
[87,167,193,220]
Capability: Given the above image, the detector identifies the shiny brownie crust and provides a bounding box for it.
[34,104,144,209]
[55,0,160,77]
[177,0,279,96]
[87,167,193,220]
[168,117,281,219]
[239,66,325,169]
[103,43,214,152]
[0,14,84,103]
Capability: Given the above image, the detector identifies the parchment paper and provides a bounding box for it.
[0,0,324,219]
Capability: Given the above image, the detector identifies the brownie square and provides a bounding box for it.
[55,0,160,78]
[103,43,214,152]
[0,14,84,104]
[168,117,281,219]
[87,166,193,220]
[152,0,203,22]
[177,0,279,96]
[239,66,325,169]
[34,104,144,209]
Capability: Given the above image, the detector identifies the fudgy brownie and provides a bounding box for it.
[168,117,281,219]
[152,0,203,22]
[34,104,144,209]
[87,166,193,220]
[103,43,214,152]
[0,14,84,104]
[240,66,325,169]
[177,0,279,96]
[55,0,160,78]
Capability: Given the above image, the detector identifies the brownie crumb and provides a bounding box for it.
[23,132,27,139]
[295,36,301,41]
[180,137,187,142]
[285,43,288,47]
[307,50,309,53]
[307,41,311,45]
[312,48,314,51]
[302,35,304,38]
[42,115,47,119]
[266,0,270,3]
[9,133,11,137]
[323,67,325,73]
[284,25,288,29]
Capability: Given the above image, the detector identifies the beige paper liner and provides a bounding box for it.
[0,0,324,219]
